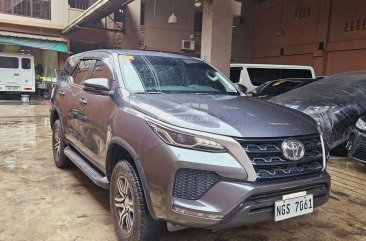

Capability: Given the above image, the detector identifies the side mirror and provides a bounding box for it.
[83,78,114,95]
[235,83,248,93]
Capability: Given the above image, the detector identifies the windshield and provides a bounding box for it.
[119,54,238,95]
[250,80,301,97]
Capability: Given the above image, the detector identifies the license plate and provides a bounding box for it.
[6,86,20,91]
[275,193,313,221]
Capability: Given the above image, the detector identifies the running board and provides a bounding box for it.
[64,147,109,189]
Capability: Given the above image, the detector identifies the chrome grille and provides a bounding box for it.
[236,134,324,181]
[353,135,366,161]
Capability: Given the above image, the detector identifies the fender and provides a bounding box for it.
[106,136,157,219]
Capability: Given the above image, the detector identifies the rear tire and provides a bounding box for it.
[110,161,164,241]
[52,119,71,168]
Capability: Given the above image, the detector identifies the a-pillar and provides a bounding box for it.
[201,0,235,77]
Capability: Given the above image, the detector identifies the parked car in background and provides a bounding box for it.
[347,116,366,165]
[247,78,318,99]
[230,63,315,92]
[270,72,366,154]
[51,50,330,241]
[0,52,35,95]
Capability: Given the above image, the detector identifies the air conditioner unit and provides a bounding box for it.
[181,40,195,51]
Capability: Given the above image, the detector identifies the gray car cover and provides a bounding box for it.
[270,71,366,149]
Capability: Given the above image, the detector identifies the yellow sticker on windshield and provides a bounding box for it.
[121,55,135,61]
[272,80,285,86]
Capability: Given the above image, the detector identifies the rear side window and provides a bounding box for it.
[61,55,81,77]
[247,68,313,86]
[230,67,242,83]
[22,58,31,69]
[72,60,94,85]
[0,57,19,69]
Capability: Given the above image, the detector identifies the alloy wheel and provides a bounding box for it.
[53,129,61,159]
[114,176,134,234]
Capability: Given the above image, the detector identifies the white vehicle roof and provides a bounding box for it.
[0,52,34,59]
[230,63,313,69]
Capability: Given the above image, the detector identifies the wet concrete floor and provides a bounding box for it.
[0,104,365,241]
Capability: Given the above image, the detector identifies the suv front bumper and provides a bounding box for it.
[140,143,331,230]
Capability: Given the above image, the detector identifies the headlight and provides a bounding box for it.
[356,117,366,131]
[147,121,226,152]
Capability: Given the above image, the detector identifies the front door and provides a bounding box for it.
[76,59,117,168]
[62,59,95,153]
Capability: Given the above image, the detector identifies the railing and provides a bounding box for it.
[0,0,51,20]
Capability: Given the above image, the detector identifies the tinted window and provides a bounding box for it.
[119,55,238,95]
[22,58,31,69]
[0,57,19,69]
[247,68,313,86]
[257,81,301,97]
[92,60,113,80]
[61,55,81,77]
[230,67,242,83]
[72,60,94,85]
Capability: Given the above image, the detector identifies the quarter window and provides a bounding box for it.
[0,57,19,69]
[72,60,94,85]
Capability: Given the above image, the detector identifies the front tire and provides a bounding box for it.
[52,119,71,168]
[110,161,163,241]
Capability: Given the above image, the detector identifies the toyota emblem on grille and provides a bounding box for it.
[281,139,305,161]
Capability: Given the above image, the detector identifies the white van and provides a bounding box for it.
[230,64,315,92]
[0,53,35,94]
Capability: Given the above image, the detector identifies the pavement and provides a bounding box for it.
[0,104,365,241]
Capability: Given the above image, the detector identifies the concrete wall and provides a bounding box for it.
[235,0,366,75]
[141,0,196,53]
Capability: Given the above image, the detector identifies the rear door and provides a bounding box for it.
[0,56,20,92]
[20,57,35,92]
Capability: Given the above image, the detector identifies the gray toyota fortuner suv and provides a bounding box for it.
[50,50,330,241]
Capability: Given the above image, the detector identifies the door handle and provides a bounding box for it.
[59,89,65,96]
[79,98,88,106]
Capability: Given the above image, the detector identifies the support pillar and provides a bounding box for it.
[201,0,235,77]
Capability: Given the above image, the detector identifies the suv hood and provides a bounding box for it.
[129,94,318,138]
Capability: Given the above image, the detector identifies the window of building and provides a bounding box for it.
[140,3,145,26]
[0,57,19,69]
[22,58,31,69]
[68,0,90,10]
[0,0,51,20]
[72,60,94,86]
[194,11,203,32]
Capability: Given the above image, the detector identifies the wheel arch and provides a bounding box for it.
[106,137,157,219]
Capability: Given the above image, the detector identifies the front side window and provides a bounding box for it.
[0,56,19,69]
[72,60,94,86]
[22,58,31,69]
[119,55,238,95]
